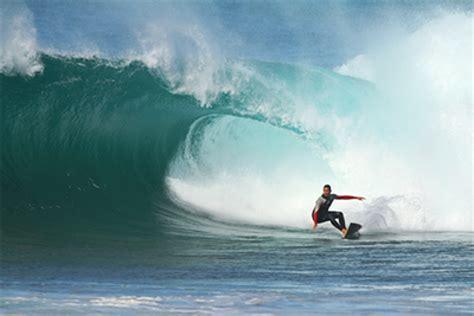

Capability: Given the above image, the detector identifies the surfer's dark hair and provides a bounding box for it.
[323,184,332,191]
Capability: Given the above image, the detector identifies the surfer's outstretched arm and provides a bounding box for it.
[336,195,365,201]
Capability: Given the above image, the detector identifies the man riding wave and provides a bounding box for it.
[312,184,365,237]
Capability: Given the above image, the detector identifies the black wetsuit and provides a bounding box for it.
[311,193,347,231]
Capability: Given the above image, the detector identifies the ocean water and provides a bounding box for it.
[2,230,473,314]
[1,1,473,314]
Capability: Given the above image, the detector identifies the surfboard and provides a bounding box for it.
[343,223,362,239]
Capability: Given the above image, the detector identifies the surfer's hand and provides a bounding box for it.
[357,196,365,201]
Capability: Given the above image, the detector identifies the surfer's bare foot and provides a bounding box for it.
[341,228,347,237]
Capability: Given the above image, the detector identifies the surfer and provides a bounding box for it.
[311,184,365,237]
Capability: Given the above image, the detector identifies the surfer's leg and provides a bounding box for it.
[327,211,346,231]
[329,211,348,237]
[327,211,343,230]
[335,211,346,230]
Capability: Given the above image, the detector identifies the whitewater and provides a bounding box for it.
[1,1,472,314]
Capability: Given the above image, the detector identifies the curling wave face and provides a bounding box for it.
[1,9,472,238]
[0,54,370,235]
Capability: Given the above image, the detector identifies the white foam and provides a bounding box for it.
[330,12,473,231]
[90,296,163,308]
[333,54,374,82]
[0,6,43,76]
[128,22,245,106]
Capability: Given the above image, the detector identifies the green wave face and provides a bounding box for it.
[1,55,212,234]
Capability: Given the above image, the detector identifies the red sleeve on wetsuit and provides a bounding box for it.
[336,195,358,200]
[312,209,318,223]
